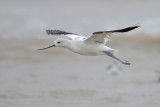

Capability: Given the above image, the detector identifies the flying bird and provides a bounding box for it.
[38,25,139,65]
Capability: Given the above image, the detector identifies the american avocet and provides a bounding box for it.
[38,25,139,65]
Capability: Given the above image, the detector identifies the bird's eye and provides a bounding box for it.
[57,42,61,44]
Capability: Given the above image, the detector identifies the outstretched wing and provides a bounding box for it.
[46,30,86,40]
[85,25,140,44]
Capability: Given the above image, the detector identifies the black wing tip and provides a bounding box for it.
[93,25,140,34]
[111,25,140,33]
[46,30,82,36]
[46,30,73,35]
[126,25,140,30]
[93,31,104,34]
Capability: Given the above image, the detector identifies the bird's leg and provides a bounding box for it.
[103,51,131,65]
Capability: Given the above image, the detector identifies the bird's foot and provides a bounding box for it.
[122,60,131,65]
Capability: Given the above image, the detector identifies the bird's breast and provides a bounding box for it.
[67,42,103,56]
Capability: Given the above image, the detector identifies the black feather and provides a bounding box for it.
[46,30,74,35]
[93,25,140,34]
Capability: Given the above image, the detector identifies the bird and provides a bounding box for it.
[38,25,139,65]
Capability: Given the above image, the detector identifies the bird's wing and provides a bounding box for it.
[46,30,86,40]
[84,25,139,44]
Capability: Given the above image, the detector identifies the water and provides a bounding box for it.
[1,0,160,107]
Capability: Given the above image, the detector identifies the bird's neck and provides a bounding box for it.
[63,40,72,48]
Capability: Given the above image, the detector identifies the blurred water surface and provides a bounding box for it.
[0,0,160,107]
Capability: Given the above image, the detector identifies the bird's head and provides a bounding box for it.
[55,38,67,47]
[38,38,68,50]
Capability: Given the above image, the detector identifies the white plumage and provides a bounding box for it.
[39,25,139,65]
